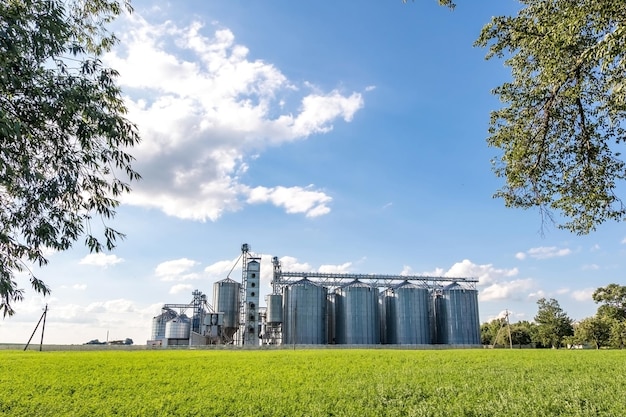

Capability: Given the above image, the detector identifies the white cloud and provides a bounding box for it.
[278,256,313,272]
[582,264,600,270]
[246,185,332,218]
[590,244,600,252]
[155,258,200,281]
[170,284,194,295]
[79,253,124,268]
[318,262,352,274]
[621,237,626,244]
[400,265,413,276]
[479,279,535,301]
[442,259,519,286]
[571,288,595,301]
[105,15,364,221]
[204,259,239,279]
[73,284,87,291]
[522,246,572,260]
[515,252,526,260]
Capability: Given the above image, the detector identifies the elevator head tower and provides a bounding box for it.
[240,243,261,345]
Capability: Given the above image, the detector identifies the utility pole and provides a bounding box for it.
[24,305,48,351]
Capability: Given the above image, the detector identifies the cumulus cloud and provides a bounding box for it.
[79,253,124,268]
[170,284,194,295]
[423,259,534,303]
[318,262,352,274]
[442,259,519,286]
[571,288,595,301]
[155,258,201,281]
[479,279,535,301]
[246,185,332,218]
[518,246,572,260]
[105,15,365,221]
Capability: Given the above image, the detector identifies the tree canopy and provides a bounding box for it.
[534,298,573,348]
[475,0,626,234]
[0,0,140,316]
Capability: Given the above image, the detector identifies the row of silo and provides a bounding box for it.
[274,280,480,345]
[210,276,480,345]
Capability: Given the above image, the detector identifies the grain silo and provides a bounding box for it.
[383,281,431,344]
[283,279,327,344]
[335,280,380,345]
[213,278,241,340]
[434,282,480,345]
[151,308,178,340]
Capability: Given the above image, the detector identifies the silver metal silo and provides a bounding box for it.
[435,282,480,345]
[383,281,431,344]
[165,314,191,339]
[327,293,336,344]
[151,308,177,340]
[265,294,283,324]
[335,280,380,345]
[282,279,327,345]
[213,278,241,339]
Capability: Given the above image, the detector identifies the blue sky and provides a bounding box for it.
[3,0,626,345]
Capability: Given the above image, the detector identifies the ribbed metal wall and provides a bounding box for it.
[335,280,380,345]
[265,294,283,324]
[327,293,336,344]
[213,278,240,337]
[435,283,480,345]
[151,308,177,340]
[383,282,431,344]
[165,315,191,339]
[283,279,327,344]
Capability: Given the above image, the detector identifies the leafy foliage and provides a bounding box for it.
[475,0,626,234]
[0,0,139,316]
[593,283,626,321]
[575,316,612,349]
[534,298,573,348]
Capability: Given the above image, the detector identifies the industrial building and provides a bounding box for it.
[148,244,480,347]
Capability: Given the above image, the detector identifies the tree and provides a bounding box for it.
[534,298,573,348]
[510,321,534,348]
[1,0,140,316]
[574,316,612,349]
[592,283,626,321]
[609,320,626,349]
[475,1,626,234]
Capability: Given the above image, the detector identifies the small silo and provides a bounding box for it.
[435,282,480,345]
[213,278,241,339]
[283,279,327,345]
[335,280,380,345]
[383,281,431,344]
[151,308,177,340]
[265,294,283,324]
[165,314,191,339]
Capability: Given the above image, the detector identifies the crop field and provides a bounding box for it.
[1,348,626,416]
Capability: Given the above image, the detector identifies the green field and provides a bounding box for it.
[2,348,625,416]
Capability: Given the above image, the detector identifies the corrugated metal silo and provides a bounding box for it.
[327,293,336,344]
[213,278,241,338]
[165,315,191,339]
[335,280,380,345]
[265,294,283,324]
[383,281,431,344]
[435,282,480,345]
[283,279,327,344]
[151,308,177,340]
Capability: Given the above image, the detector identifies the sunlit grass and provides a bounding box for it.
[1,349,625,416]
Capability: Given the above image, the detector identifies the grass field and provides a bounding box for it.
[2,348,625,416]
